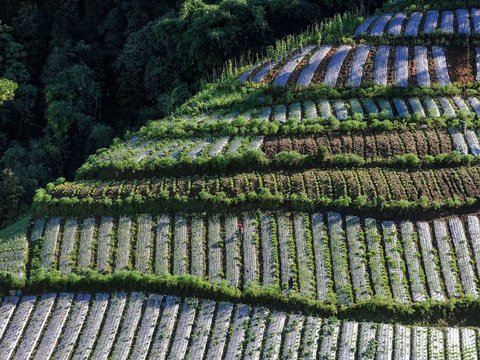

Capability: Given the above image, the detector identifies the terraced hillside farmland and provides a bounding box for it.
[0,292,478,360]
[3,1,480,359]
[32,211,480,304]
[355,9,480,37]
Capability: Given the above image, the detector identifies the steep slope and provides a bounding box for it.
[2,1,480,359]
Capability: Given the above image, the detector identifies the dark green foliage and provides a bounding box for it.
[0,271,25,291]
[20,268,480,327]
[0,169,27,228]
[0,0,382,227]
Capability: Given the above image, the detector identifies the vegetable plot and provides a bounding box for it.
[394,46,408,87]
[31,211,480,305]
[297,45,332,86]
[323,45,352,86]
[1,292,480,358]
[414,46,431,86]
[374,46,390,86]
[347,45,371,87]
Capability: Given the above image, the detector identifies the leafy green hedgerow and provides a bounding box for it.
[32,185,480,222]
[0,271,25,291]
[174,79,473,117]
[137,113,479,144]
[20,268,480,327]
[77,146,476,181]
[37,163,480,220]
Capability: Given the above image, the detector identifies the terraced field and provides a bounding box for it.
[32,211,480,304]
[2,1,480,359]
[240,44,475,87]
[40,166,480,216]
[0,292,478,360]
[108,95,480,146]
[355,8,480,37]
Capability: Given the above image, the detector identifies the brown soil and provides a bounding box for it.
[387,133,405,155]
[50,166,480,223]
[426,47,439,84]
[262,49,298,84]
[311,47,336,84]
[340,134,354,154]
[413,131,428,156]
[384,171,407,199]
[364,134,377,158]
[375,133,391,157]
[371,170,392,200]
[397,172,416,201]
[328,171,347,197]
[436,128,455,153]
[458,168,478,196]
[435,171,455,198]
[386,46,396,86]
[351,133,365,155]
[290,173,306,194]
[262,173,276,192]
[303,137,319,155]
[361,47,376,86]
[326,133,343,154]
[408,45,417,86]
[356,170,377,199]
[398,131,415,153]
[343,171,361,198]
[312,171,331,197]
[336,46,357,86]
[263,129,451,160]
[303,172,318,199]
[423,129,441,154]
[287,51,312,87]
[410,172,433,200]
[443,170,462,200]
[442,171,462,199]
[247,60,270,82]
[422,171,444,200]
[445,46,475,84]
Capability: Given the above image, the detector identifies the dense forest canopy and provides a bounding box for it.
[0,0,382,227]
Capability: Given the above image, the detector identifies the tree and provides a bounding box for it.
[0,168,26,227]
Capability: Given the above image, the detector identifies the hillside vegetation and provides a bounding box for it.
[0,0,381,228]
[2,0,480,358]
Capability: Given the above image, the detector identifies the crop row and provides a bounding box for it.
[79,135,264,174]
[0,292,478,360]
[355,9,480,37]
[240,44,462,88]
[0,227,30,278]
[78,97,480,177]
[138,94,480,144]
[32,211,480,305]
[79,126,480,180]
[166,95,480,129]
[38,165,480,217]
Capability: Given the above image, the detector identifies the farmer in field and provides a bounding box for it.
[237,222,244,241]
[288,276,294,293]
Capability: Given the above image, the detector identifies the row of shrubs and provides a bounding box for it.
[32,180,478,220]
[177,73,477,117]
[77,147,477,180]
[12,269,480,327]
[139,112,479,142]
